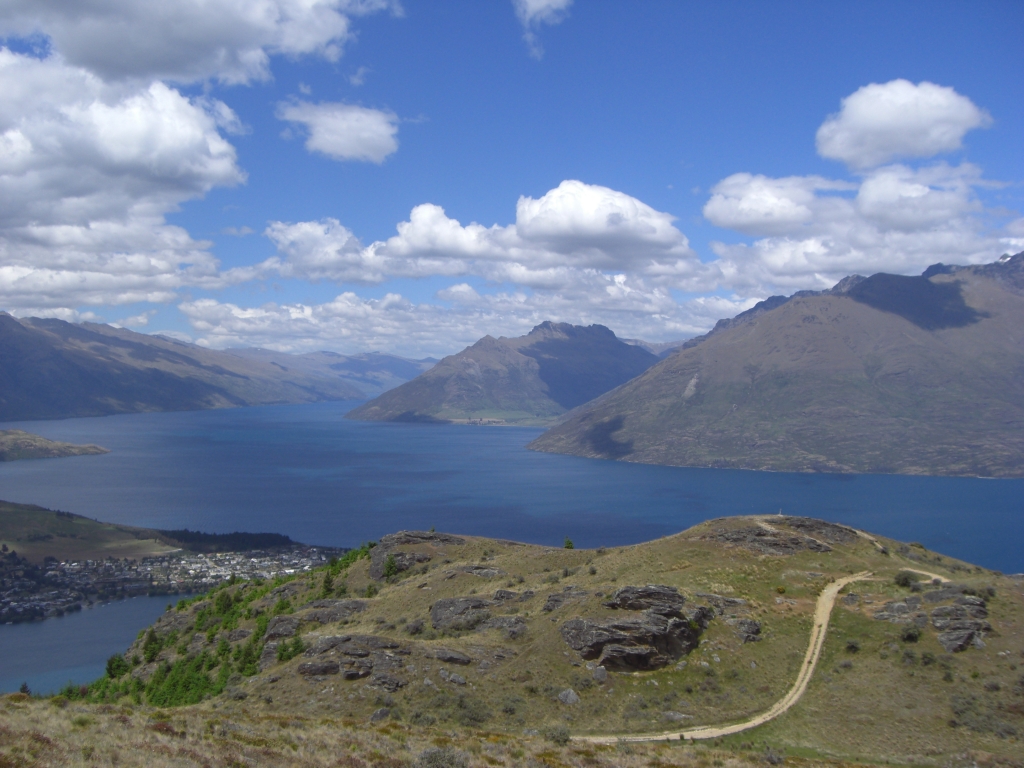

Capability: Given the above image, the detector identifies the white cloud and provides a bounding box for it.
[277,100,398,163]
[0,49,245,310]
[0,0,401,85]
[259,180,708,289]
[349,66,370,86]
[513,0,572,59]
[704,163,1002,294]
[816,79,991,169]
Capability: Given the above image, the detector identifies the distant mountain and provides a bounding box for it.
[621,337,690,358]
[346,322,659,425]
[0,315,364,422]
[227,348,435,398]
[529,253,1024,477]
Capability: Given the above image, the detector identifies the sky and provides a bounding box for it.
[0,0,1021,358]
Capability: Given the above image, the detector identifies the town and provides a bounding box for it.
[0,545,346,624]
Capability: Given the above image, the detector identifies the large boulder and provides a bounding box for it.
[300,634,405,679]
[430,597,493,630]
[560,607,711,671]
[265,616,299,641]
[603,585,686,617]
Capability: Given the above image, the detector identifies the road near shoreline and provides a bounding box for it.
[573,570,874,745]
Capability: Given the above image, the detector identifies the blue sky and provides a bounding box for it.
[1,1,1021,356]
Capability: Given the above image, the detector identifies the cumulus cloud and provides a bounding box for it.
[704,163,1000,294]
[178,281,751,357]
[513,0,572,59]
[258,180,709,290]
[277,100,399,163]
[0,49,245,310]
[0,0,401,84]
[816,79,992,169]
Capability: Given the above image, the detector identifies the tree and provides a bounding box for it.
[563,537,574,550]
[18,682,29,695]
[383,554,399,578]
[106,654,130,679]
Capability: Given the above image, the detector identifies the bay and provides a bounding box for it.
[0,401,1020,573]
[0,595,190,695]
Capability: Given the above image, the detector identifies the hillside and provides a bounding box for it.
[0,429,108,461]
[347,322,659,425]
[530,253,1024,477]
[227,348,436,398]
[0,314,365,421]
[5,515,1022,766]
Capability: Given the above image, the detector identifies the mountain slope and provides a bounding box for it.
[0,315,364,421]
[10,515,1022,765]
[346,322,659,424]
[529,253,1024,477]
[227,348,435,398]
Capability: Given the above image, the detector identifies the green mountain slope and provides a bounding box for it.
[529,253,1024,477]
[346,322,659,424]
[0,314,365,421]
[14,515,1022,765]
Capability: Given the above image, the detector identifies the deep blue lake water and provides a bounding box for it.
[1,400,1021,691]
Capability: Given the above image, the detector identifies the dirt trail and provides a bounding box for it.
[573,571,874,745]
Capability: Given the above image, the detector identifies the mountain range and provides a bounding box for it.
[0,314,428,422]
[530,252,1024,477]
[346,321,659,425]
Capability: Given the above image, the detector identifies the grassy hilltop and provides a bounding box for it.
[2,515,1022,767]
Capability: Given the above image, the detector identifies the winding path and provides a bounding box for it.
[573,571,874,744]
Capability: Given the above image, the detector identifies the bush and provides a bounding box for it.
[106,654,130,679]
[383,554,399,579]
[845,640,860,653]
[564,537,574,549]
[900,626,921,643]
[416,747,468,768]
[894,570,919,588]
[545,725,571,746]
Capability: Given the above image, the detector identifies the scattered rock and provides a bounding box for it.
[431,597,493,630]
[298,661,340,676]
[370,674,407,692]
[938,630,986,653]
[264,616,299,641]
[518,590,536,602]
[370,707,390,722]
[558,688,580,705]
[303,599,367,624]
[456,565,504,578]
[732,618,762,642]
[493,589,518,601]
[776,516,858,544]
[259,642,279,672]
[448,673,467,686]
[695,593,748,616]
[603,585,686,617]
[593,666,608,683]
[434,648,472,665]
[226,628,252,642]
[226,687,248,700]
[480,616,527,639]
[542,587,587,612]
[923,585,970,603]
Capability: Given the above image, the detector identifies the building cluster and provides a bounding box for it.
[0,545,344,624]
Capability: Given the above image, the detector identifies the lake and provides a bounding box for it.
[1,401,1021,691]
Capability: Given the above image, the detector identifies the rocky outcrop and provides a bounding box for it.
[701,525,833,555]
[301,634,407,681]
[302,599,367,624]
[433,648,472,665]
[430,597,493,630]
[560,606,712,671]
[694,593,748,616]
[873,596,928,626]
[932,601,991,652]
[369,531,466,580]
[730,618,762,642]
[542,587,588,612]
[602,585,686,617]
[480,615,527,639]
[265,616,299,641]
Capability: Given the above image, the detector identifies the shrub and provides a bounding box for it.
[894,571,920,588]
[276,637,306,662]
[845,640,860,653]
[545,725,571,746]
[564,537,574,550]
[383,555,399,579]
[900,626,921,643]
[106,654,130,679]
